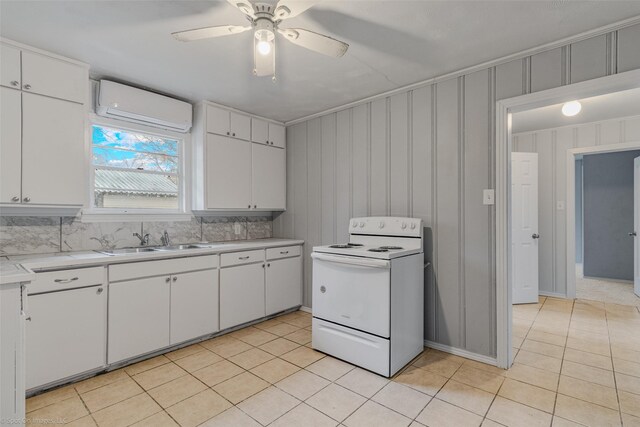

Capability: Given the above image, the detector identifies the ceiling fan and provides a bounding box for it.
[172,0,349,80]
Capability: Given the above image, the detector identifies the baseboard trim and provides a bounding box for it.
[539,291,569,299]
[299,306,312,313]
[424,340,498,367]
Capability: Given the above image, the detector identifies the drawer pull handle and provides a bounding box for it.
[54,277,78,283]
[238,256,250,260]
[280,251,289,254]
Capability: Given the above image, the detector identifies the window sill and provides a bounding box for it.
[80,210,194,223]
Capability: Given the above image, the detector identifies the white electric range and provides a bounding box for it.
[311,216,424,377]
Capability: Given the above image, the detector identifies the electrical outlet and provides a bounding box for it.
[234,222,242,235]
[483,189,495,205]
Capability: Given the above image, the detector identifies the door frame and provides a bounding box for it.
[566,141,640,299]
[495,68,640,369]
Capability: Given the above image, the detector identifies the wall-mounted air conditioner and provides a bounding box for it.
[96,80,192,132]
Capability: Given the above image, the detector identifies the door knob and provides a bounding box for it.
[23,84,31,90]
[23,197,31,203]
[11,196,19,202]
[630,232,637,237]
[532,234,540,239]
[10,80,19,87]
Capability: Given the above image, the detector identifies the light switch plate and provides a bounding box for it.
[483,189,495,205]
[234,222,242,235]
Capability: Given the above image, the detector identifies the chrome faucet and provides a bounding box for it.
[161,230,171,247]
[133,232,150,246]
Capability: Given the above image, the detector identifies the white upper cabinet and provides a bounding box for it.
[0,87,22,204]
[252,118,286,148]
[252,143,286,210]
[268,123,286,148]
[205,104,251,141]
[205,133,252,209]
[21,51,87,104]
[0,44,21,89]
[21,93,85,206]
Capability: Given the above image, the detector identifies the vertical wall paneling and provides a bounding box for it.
[554,127,574,295]
[321,114,337,244]
[352,104,370,217]
[530,48,563,93]
[463,69,493,356]
[279,23,640,358]
[435,78,462,347]
[617,23,640,73]
[570,35,608,83]
[336,110,352,242]
[370,98,389,215]
[390,92,410,217]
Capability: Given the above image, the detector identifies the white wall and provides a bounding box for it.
[274,23,640,359]
[513,114,640,295]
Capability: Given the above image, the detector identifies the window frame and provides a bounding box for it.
[83,114,191,221]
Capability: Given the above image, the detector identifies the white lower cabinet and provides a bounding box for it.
[26,285,106,390]
[266,256,302,315]
[220,262,266,330]
[170,269,219,345]
[0,282,26,425]
[108,276,170,364]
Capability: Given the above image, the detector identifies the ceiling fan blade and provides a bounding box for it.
[254,48,274,77]
[278,28,348,57]
[227,0,256,18]
[172,25,251,42]
[274,0,322,20]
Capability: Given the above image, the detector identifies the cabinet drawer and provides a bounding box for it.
[29,266,104,294]
[266,245,301,261]
[109,255,218,282]
[220,250,264,267]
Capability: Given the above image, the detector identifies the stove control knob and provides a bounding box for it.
[410,223,417,230]
[359,222,365,228]
[401,222,407,229]
[379,221,385,229]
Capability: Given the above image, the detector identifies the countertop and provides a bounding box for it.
[0,238,304,276]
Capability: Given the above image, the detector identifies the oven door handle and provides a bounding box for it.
[311,253,391,269]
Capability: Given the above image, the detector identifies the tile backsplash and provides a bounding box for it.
[0,215,272,256]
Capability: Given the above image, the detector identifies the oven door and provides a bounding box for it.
[311,252,391,338]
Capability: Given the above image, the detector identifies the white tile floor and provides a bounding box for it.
[24,298,640,426]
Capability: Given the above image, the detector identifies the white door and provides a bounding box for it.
[252,143,286,210]
[251,118,269,144]
[205,105,230,136]
[511,152,539,304]
[26,286,107,389]
[230,112,251,141]
[108,276,170,363]
[634,157,640,297]
[0,87,22,203]
[311,253,391,337]
[266,256,302,315]
[0,44,21,88]
[219,263,265,330]
[268,123,286,148]
[205,133,252,209]
[21,51,86,104]
[21,93,84,205]
[170,269,219,345]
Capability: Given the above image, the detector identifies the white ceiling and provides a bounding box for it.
[2,1,640,122]
[513,87,640,133]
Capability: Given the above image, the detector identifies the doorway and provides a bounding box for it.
[495,68,640,368]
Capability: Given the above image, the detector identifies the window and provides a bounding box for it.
[91,124,182,211]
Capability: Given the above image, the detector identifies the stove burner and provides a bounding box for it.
[347,243,363,247]
[330,244,353,248]
[368,248,389,252]
[379,246,403,250]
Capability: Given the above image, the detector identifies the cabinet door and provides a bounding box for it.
[220,263,265,330]
[0,87,22,203]
[206,133,252,209]
[206,105,230,136]
[21,93,85,205]
[230,112,251,141]
[0,283,24,420]
[26,286,107,389]
[252,143,286,210]
[21,51,86,103]
[268,123,286,148]
[266,256,302,315]
[251,118,269,144]
[171,269,219,345]
[0,44,21,89]
[108,277,170,363]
